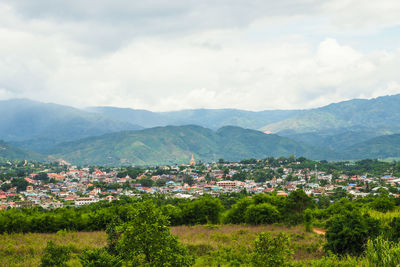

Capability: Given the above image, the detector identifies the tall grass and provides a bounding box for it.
[0,225,326,266]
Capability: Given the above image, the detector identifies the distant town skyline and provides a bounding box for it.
[0,0,400,111]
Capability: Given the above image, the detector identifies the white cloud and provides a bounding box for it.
[0,1,399,111]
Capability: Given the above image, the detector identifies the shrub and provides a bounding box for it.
[370,197,395,213]
[251,232,293,267]
[387,217,400,242]
[245,203,279,225]
[324,210,381,256]
[79,248,122,267]
[40,241,71,267]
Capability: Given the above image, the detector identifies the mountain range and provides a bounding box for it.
[46,125,336,166]
[1,95,400,165]
[0,99,142,153]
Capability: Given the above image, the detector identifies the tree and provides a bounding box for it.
[370,196,395,213]
[180,197,223,225]
[251,232,293,267]
[245,203,279,225]
[286,189,314,213]
[35,172,49,181]
[139,178,153,187]
[224,197,253,224]
[11,178,28,192]
[40,241,71,267]
[0,183,11,192]
[183,175,194,186]
[109,201,194,266]
[155,179,166,187]
[324,210,381,256]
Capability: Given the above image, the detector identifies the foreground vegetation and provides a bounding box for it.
[0,224,329,266]
[1,196,400,266]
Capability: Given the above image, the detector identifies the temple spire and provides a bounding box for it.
[190,154,196,166]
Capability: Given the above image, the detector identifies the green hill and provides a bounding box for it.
[49,125,332,166]
[284,130,383,151]
[0,140,44,161]
[0,99,141,153]
[341,134,400,160]
[261,94,400,134]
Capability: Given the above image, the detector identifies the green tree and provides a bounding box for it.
[35,172,49,181]
[224,197,253,224]
[11,178,28,192]
[251,232,293,267]
[139,178,154,187]
[370,197,395,213]
[245,203,279,225]
[181,197,223,225]
[325,210,381,256]
[110,201,194,266]
[183,175,194,186]
[155,179,166,187]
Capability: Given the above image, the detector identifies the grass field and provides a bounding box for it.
[0,225,326,266]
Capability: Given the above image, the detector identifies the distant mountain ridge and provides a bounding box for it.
[0,99,142,152]
[48,125,335,166]
[2,94,400,164]
[261,94,400,134]
[86,107,302,130]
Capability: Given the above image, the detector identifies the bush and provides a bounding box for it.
[370,197,395,213]
[387,217,400,242]
[40,241,71,267]
[324,210,381,256]
[303,208,314,232]
[79,248,122,267]
[251,232,293,267]
[245,203,279,225]
[224,197,253,224]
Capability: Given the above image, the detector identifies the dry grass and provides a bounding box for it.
[171,224,326,261]
[0,231,106,267]
[0,225,325,266]
[367,208,400,227]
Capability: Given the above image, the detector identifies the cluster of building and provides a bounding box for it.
[0,158,399,209]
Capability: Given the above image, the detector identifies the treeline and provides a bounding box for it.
[0,190,314,233]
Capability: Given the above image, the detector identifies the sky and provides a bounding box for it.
[0,0,400,111]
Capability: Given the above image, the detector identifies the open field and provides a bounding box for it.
[0,224,325,266]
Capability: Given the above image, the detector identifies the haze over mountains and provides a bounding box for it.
[1,94,400,165]
[86,106,301,130]
[47,125,334,166]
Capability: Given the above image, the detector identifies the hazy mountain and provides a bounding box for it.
[49,125,333,166]
[87,107,302,130]
[0,140,44,161]
[0,99,142,152]
[261,94,400,134]
[284,129,383,151]
[341,134,400,160]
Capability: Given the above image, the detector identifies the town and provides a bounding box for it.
[1,155,400,209]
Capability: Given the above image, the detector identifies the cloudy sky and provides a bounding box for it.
[0,0,400,111]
